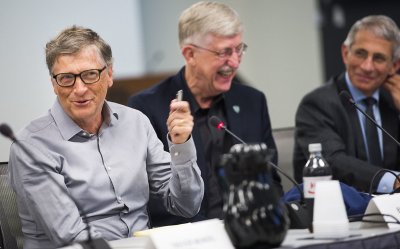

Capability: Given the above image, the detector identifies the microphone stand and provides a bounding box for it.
[0,123,111,249]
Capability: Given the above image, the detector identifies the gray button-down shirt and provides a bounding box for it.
[9,99,204,249]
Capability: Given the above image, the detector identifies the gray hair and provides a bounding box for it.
[178,1,243,47]
[45,25,113,74]
[344,15,400,61]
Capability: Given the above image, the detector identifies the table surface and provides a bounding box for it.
[277,222,400,248]
[106,222,400,249]
[59,222,400,249]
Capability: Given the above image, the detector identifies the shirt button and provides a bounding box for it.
[117,196,122,203]
[107,167,111,171]
[174,152,179,156]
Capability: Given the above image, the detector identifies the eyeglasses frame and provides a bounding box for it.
[190,43,248,58]
[52,66,107,87]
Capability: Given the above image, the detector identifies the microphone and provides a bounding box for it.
[209,116,247,145]
[339,90,400,147]
[0,123,111,249]
[0,123,16,141]
[208,116,310,229]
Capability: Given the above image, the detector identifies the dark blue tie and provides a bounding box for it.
[363,97,382,166]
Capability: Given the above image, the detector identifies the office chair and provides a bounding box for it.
[272,127,295,192]
[0,162,23,249]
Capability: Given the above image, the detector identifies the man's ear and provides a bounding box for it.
[341,44,350,66]
[106,65,113,88]
[391,59,400,75]
[181,45,196,65]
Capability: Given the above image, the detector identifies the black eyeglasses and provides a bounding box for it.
[52,66,107,87]
[190,43,248,59]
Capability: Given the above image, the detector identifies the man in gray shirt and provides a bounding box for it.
[8,26,204,249]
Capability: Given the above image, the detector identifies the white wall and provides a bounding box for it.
[0,0,323,161]
[237,1,323,129]
[0,0,144,161]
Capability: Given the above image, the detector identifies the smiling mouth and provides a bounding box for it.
[357,75,374,82]
[74,100,90,105]
[218,68,235,77]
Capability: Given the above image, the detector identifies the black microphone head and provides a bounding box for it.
[0,123,16,141]
[209,115,224,129]
[339,90,355,104]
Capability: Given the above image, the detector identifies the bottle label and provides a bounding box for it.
[303,176,332,198]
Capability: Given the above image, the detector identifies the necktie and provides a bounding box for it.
[363,97,382,166]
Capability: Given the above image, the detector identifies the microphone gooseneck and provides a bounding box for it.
[339,90,356,104]
[269,161,305,204]
[209,115,247,145]
[0,123,111,249]
[339,90,400,147]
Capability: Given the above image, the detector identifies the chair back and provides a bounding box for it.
[0,162,23,249]
[272,127,295,192]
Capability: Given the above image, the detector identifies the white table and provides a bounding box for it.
[108,223,399,249]
[60,222,400,249]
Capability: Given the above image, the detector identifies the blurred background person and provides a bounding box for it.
[293,15,400,193]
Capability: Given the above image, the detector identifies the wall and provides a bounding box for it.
[0,0,322,161]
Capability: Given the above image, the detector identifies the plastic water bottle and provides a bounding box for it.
[302,143,332,230]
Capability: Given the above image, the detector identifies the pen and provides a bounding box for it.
[176,90,183,101]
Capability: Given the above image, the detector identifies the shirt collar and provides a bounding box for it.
[50,98,117,141]
[345,72,380,104]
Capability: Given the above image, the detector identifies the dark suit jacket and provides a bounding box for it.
[293,73,400,192]
[128,67,281,226]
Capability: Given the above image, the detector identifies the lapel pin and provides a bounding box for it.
[233,105,240,114]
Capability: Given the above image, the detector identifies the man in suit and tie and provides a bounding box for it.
[128,1,282,226]
[293,15,400,193]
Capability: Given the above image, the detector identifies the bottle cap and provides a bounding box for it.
[308,143,322,153]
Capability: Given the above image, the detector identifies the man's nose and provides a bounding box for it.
[73,77,88,94]
[227,52,241,68]
[360,56,374,72]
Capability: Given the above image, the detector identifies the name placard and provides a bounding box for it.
[145,219,234,249]
[362,193,400,229]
